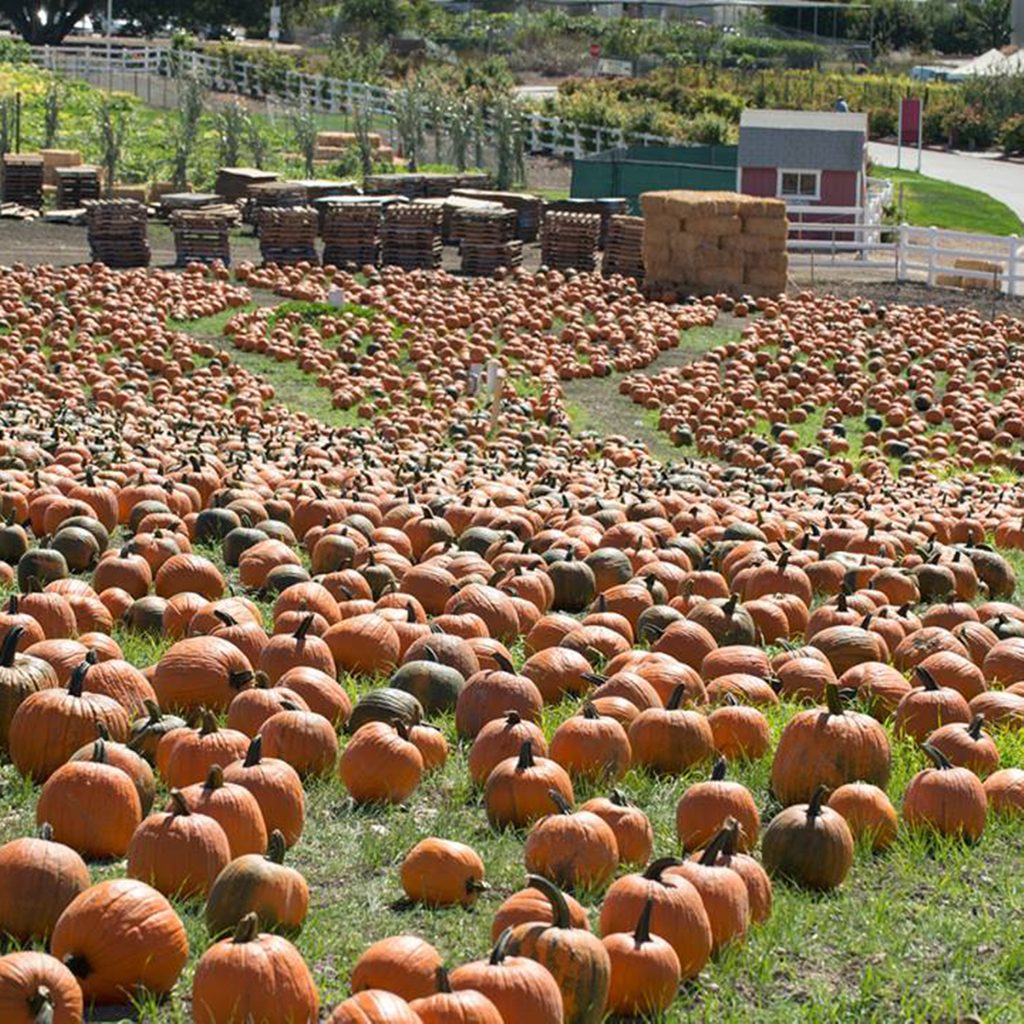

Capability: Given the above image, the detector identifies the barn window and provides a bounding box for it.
[778,170,820,201]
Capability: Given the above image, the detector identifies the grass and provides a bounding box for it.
[878,166,1024,236]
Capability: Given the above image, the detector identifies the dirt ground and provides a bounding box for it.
[3,217,1024,321]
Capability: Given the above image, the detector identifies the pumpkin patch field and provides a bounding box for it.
[3,260,1024,1023]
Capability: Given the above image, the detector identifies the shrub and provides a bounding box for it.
[869,107,897,140]
[943,104,996,150]
[1000,113,1024,156]
[686,112,733,146]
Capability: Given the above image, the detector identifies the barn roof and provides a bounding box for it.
[738,110,868,172]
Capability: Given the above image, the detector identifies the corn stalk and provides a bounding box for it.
[393,80,426,171]
[43,80,61,148]
[352,99,375,179]
[491,95,526,190]
[171,73,205,190]
[290,108,319,178]
[216,100,249,168]
[94,95,130,197]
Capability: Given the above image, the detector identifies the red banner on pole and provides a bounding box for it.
[900,98,922,146]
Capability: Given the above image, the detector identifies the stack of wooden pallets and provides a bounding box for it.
[365,174,427,201]
[245,181,307,228]
[215,167,279,203]
[55,166,101,208]
[84,200,151,267]
[381,204,443,271]
[602,215,646,281]
[455,207,522,277]
[171,210,232,266]
[258,206,319,266]
[2,154,44,209]
[322,201,384,268]
[451,189,543,243]
[541,210,601,273]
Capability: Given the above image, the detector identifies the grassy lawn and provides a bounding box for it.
[877,165,1024,236]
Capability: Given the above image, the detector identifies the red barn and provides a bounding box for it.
[737,110,869,240]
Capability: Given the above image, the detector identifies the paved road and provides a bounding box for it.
[868,142,1024,225]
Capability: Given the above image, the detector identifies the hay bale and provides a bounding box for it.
[111,184,148,202]
[954,257,1002,290]
[683,214,742,237]
[739,196,786,218]
[41,149,82,186]
[745,216,789,239]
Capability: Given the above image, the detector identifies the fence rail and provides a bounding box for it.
[29,43,673,160]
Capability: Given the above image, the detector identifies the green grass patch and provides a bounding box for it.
[879,166,1024,236]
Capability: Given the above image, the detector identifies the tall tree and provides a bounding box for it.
[2,0,97,44]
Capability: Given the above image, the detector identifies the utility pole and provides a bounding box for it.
[107,0,113,92]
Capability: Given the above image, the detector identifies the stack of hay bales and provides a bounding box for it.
[640,190,788,297]
[40,150,82,187]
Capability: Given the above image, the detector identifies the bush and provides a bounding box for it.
[1000,113,1024,156]
[922,108,948,146]
[943,104,996,150]
[685,112,733,145]
[869,107,897,139]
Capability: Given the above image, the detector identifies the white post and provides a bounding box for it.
[897,101,903,171]
[896,223,908,280]
[917,102,924,174]
[1008,235,1020,298]
[106,0,113,92]
[927,225,938,287]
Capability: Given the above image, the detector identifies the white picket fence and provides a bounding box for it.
[29,43,673,159]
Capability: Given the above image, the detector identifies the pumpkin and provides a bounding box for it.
[627,683,716,775]
[547,549,596,612]
[902,743,987,842]
[161,709,251,788]
[521,647,593,705]
[601,897,680,1018]
[455,659,544,740]
[277,666,352,728]
[206,829,310,938]
[761,784,854,891]
[126,789,231,899]
[351,935,443,1002]
[326,990,421,1023]
[578,790,653,866]
[491,881,591,941]
[0,951,83,1024]
[261,705,339,777]
[70,732,155,814]
[549,702,631,782]
[0,626,59,752]
[36,757,142,860]
[226,676,310,739]
[401,837,488,908]
[927,713,999,778]
[449,928,565,1024]
[598,857,712,981]
[8,660,130,782]
[667,821,750,953]
[177,764,268,857]
[127,699,187,764]
[340,720,423,805]
[675,757,760,853]
[983,768,1024,815]
[259,614,336,684]
[893,667,973,744]
[0,824,90,943]
[390,658,466,715]
[707,695,771,761]
[152,636,256,713]
[826,782,898,851]
[523,789,619,891]
[468,710,548,787]
[770,683,891,806]
[484,740,574,830]
[191,913,319,1024]
[409,967,503,1024]
[347,688,423,735]
[50,879,189,1005]
[505,874,610,1024]
[223,736,306,847]
[690,817,772,924]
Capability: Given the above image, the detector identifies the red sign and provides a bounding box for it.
[900,97,922,146]
[589,43,601,58]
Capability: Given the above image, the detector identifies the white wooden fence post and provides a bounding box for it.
[926,226,938,288]
[1008,235,1020,298]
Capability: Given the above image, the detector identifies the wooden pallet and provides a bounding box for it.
[380,205,443,270]
[84,199,151,267]
[541,211,601,273]
[2,154,44,209]
[55,166,101,208]
[602,215,645,280]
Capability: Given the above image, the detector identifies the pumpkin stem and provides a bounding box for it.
[825,683,844,716]
[232,912,260,944]
[435,966,452,994]
[266,830,287,864]
[62,954,91,979]
[142,698,163,724]
[710,756,727,782]
[633,896,656,947]
[204,764,225,791]
[37,822,55,841]
[490,927,514,966]
[169,789,191,816]
[914,666,939,691]
[502,710,522,726]
[547,788,573,815]
[253,671,272,690]
[921,742,953,770]
[666,683,687,711]
[229,669,255,691]
[27,984,53,1024]
[213,609,237,628]
[968,714,985,741]
[516,740,535,770]
[723,594,738,617]
[581,701,600,720]
[609,789,630,807]
[699,817,740,865]
[526,874,571,929]
[493,652,515,674]
[92,738,107,764]
[294,614,314,641]
[243,735,262,767]
[642,856,682,882]
[199,709,220,736]
[68,660,89,698]
[581,673,606,686]
[806,784,830,821]
[0,625,25,667]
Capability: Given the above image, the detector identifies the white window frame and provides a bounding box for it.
[777,168,821,203]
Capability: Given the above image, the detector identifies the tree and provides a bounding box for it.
[333,0,406,41]
[962,0,1011,48]
[2,0,98,44]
